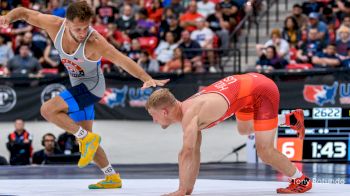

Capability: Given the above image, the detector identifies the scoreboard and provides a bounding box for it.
[277,107,350,162]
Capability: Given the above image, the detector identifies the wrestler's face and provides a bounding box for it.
[148,107,172,129]
[66,18,90,43]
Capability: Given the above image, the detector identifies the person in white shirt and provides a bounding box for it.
[256,28,290,61]
[191,18,214,48]
[154,31,179,65]
[191,17,216,71]
[197,0,215,18]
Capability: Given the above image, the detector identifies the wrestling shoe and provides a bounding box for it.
[77,132,101,168]
[277,174,312,194]
[285,109,305,139]
[88,173,122,189]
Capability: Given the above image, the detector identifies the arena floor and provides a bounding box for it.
[0,162,349,195]
[1,178,349,196]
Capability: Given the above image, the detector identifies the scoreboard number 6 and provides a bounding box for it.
[282,142,295,158]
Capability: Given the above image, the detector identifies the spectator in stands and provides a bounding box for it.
[0,34,13,71]
[197,0,215,18]
[206,4,231,50]
[308,12,330,44]
[191,18,214,48]
[95,0,118,25]
[312,43,341,68]
[179,30,204,73]
[132,8,156,38]
[137,50,159,73]
[297,28,324,64]
[179,1,203,32]
[220,0,240,16]
[162,47,192,73]
[290,4,308,30]
[127,39,142,62]
[147,0,163,23]
[0,1,12,16]
[118,0,141,17]
[302,0,322,16]
[32,30,48,63]
[160,12,183,42]
[191,17,215,70]
[219,0,240,30]
[6,119,32,165]
[6,44,42,77]
[15,31,44,62]
[31,0,48,13]
[32,133,62,165]
[106,23,131,51]
[256,28,290,61]
[92,16,109,38]
[341,47,350,68]
[321,6,339,28]
[282,16,302,48]
[256,45,288,73]
[57,132,79,155]
[322,6,339,43]
[48,0,66,18]
[336,0,350,15]
[43,39,63,73]
[140,0,154,10]
[336,15,350,40]
[336,26,350,57]
[166,0,185,16]
[155,31,178,66]
[11,19,33,36]
[116,4,137,34]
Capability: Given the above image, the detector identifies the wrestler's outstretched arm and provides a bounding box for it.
[93,32,169,89]
[163,114,201,196]
[0,7,62,40]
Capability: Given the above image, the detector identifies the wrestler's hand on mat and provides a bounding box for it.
[142,78,170,89]
[0,15,10,28]
[161,189,186,196]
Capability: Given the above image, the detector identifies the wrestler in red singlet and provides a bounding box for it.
[191,73,279,131]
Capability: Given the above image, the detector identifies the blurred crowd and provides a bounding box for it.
[255,0,350,72]
[0,0,254,76]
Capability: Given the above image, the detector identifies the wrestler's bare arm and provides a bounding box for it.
[92,33,169,87]
[0,7,62,40]
[176,111,201,194]
[92,33,152,81]
[186,131,201,195]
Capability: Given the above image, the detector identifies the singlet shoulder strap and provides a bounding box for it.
[54,19,66,49]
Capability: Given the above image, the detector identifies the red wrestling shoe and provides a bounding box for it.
[277,174,312,194]
[285,109,305,139]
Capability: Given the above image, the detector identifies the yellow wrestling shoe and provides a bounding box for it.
[77,132,101,168]
[88,173,122,189]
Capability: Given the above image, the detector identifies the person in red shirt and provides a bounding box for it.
[179,1,203,32]
[146,73,312,196]
[147,0,163,23]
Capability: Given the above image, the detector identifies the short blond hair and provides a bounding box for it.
[145,88,177,110]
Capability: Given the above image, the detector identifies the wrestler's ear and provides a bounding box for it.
[162,108,168,116]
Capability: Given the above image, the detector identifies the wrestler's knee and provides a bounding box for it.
[40,97,67,120]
